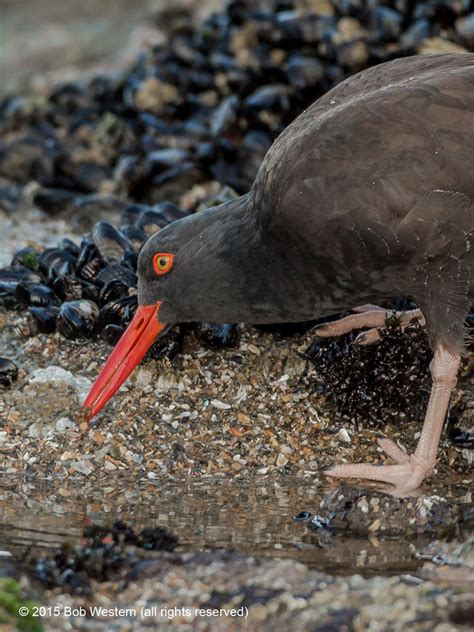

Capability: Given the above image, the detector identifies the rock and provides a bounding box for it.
[27,366,91,404]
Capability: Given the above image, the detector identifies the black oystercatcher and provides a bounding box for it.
[84,54,473,493]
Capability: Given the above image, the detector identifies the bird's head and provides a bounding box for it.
[83,196,258,418]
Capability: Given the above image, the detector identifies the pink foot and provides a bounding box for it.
[324,438,434,494]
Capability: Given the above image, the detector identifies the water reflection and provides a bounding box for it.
[0,475,430,576]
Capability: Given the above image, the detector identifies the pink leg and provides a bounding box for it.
[315,306,425,345]
[325,344,460,494]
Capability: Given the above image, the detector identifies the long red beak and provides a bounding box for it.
[83,302,166,419]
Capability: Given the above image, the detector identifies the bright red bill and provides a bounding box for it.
[83,302,165,418]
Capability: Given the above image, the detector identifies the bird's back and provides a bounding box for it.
[251,54,473,349]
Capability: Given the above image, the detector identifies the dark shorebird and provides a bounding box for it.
[84,54,473,494]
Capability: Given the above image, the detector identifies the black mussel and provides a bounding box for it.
[373,7,403,40]
[80,279,101,303]
[15,283,60,308]
[75,241,99,270]
[210,95,239,136]
[0,136,55,183]
[104,323,125,346]
[95,263,137,289]
[120,204,152,227]
[77,258,106,283]
[195,323,240,348]
[0,265,42,284]
[135,210,169,235]
[113,155,145,194]
[0,358,18,388]
[286,54,324,89]
[146,149,190,174]
[120,225,148,249]
[57,300,99,339]
[58,238,80,257]
[152,201,188,224]
[99,280,130,304]
[399,19,431,50]
[151,161,198,187]
[449,428,474,449]
[38,248,76,281]
[147,326,183,361]
[245,84,292,110]
[121,251,138,272]
[51,275,83,301]
[75,242,105,282]
[33,187,75,215]
[196,185,239,211]
[73,194,127,214]
[98,295,138,329]
[29,306,59,334]
[11,247,40,271]
[92,222,134,264]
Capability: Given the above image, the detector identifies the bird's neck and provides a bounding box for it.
[189,194,319,324]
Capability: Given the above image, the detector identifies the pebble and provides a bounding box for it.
[28,366,91,404]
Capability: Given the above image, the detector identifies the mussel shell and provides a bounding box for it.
[146,149,190,173]
[99,279,132,304]
[98,295,138,329]
[244,84,292,110]
[0,266,42,284]
[57,300,99,339]
[135,210,170,235]
[0,358,19,388]
[94,263,137,288]
[120,204,152,227]
[29,306,59,334]
[121,251,138,272]
[195,323,240,348]
[75,241,100,275]
[120,225,148,248]
[152,201,188,224]
[59,238,80,257]
[33,187,75,215]
[38,248,76,281]
[51,275,84,301]
[93,222,134,264]
[104,323,125,346]
[147,326,183,361]
[15,283,60,308]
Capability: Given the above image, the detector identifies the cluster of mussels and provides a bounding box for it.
[1,0,473,210]
[0,204,239,353]
[305,320,433,427]
[34,520,178,594]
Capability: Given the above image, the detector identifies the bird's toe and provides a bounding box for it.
[324,460,429,494]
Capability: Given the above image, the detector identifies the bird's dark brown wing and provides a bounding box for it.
[251,54,474,350]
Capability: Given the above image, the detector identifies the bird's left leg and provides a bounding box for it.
[314,305,425,345]
[325,344,460,494]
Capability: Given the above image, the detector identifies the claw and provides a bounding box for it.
[325,437,432,494]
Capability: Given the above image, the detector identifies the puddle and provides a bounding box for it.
[1,475,432,578]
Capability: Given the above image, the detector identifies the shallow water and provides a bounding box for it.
[1,475,431,577]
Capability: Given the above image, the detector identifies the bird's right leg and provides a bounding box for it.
[314,305,425,345]
[325,344,460,494]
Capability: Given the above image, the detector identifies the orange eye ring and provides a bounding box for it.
[153,252,174,276]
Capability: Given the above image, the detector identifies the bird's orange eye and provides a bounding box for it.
[153,253,174,276]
